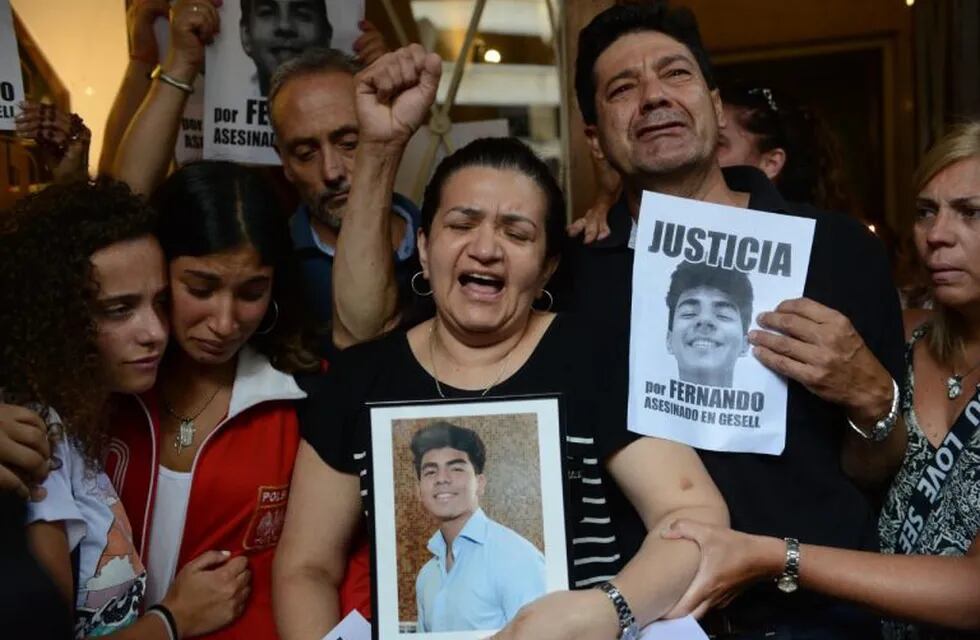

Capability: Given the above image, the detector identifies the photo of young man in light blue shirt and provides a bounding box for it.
[410,422,546,632]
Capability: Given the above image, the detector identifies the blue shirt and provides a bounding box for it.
[289,193,420,330]
[415,508,546,632]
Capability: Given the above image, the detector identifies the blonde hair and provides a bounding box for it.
[913,121,980,365]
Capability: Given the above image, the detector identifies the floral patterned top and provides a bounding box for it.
[878,324,980,640]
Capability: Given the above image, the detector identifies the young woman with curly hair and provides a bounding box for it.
[0,179,250,639]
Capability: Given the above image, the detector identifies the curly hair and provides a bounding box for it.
[0,178,157,466]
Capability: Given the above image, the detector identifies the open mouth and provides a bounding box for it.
[434,492,456,501]
[459,272,505,295]
[270,47,302,63]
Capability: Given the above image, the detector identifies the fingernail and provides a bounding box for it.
[221,549,231,556]
[48,456,63,471]
[30,486,47,502]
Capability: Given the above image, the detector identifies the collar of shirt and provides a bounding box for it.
[426,508,489,560]
[289,197,418,262]
[596,166,792,251]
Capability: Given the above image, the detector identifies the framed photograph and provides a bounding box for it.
[368,395,569,640]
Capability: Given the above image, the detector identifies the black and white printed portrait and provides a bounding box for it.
[239,0,333,95]
[665,261,754,388]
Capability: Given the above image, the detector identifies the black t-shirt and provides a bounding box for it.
[300,313,643,588]
[551,166,906,623]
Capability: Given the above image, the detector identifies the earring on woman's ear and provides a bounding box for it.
[535,289,554,312]
[411,271,433,297]
[255,299,280,335]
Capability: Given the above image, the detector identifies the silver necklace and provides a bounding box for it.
[427,322,521,399]
[946,359,980,400]
[161,385,222,453]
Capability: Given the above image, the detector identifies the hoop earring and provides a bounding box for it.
[254,299,279,335]
[411,271,433,297]
[535,289,554,312]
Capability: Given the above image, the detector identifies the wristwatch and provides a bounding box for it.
[847,377,900,442]
[775,537,800,593]
[597,581,639,640]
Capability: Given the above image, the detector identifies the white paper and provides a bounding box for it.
[627,191,815,455]
[0,0,24,129]
[155,11,205,165]
[639,616,709,640]
[204,0,364,165]
[393,119,510,201]
[320,609,371,640]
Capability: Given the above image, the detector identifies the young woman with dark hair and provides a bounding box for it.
[0,179,248,639]
[106,160,368,640]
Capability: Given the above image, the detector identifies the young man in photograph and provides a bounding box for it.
[410,422,545,633]
[241,0,332,95]
[666,261,753,388]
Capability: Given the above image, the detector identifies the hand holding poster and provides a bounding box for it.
[0,0,24,130]
[204,0,364,165]
[627,192,815,455]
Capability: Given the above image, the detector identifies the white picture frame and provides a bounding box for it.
[368,395,569,640]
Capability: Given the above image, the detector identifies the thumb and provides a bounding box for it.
[421,52,443,86]
[184,549,232,571]
[660,518,706,544]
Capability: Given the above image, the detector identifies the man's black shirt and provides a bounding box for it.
[552,166,905,624]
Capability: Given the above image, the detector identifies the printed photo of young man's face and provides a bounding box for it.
[240,0,332,93]
[667,285,750,387]
[416,446,486,522]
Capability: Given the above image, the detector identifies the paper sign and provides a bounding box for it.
[203,0,364,165]
[320,609,371,640]
[639,616,709,640]
[0,0,24,129]
[627,191,815,455]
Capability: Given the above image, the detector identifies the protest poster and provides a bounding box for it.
[627,192,815,455]
[368,396,569,639]
[0,0,24,130]
[203,0,364,165]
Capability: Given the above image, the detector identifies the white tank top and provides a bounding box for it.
[145,465,192,606]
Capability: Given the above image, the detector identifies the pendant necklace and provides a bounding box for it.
[428,321,522,399]
[946,359,980,400]
[161,385,223,453]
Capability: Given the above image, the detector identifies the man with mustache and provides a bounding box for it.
[410,422,546,633]
[269,47,425,352]
[666,261,753,388]
[559,4,909,638]
[241,0,332,96]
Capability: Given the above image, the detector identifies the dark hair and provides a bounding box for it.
[0,178,157,465]
[410,421,487,477]
[722,84,853,213]
[665,261,753,332]
[420,137,567,261]
[575,3,716,126]
[268,47,361,109]
[152,161,318,373]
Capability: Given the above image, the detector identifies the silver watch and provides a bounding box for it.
[847,377,900,442]
[597,581,639,640]
[776,537,800,593]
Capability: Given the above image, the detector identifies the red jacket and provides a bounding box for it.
[105,348,370,639]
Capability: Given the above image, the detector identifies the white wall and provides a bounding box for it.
[11,0,128,173]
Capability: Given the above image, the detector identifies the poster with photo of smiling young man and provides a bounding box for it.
[627,191,815,455]
[203,0,362,164]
